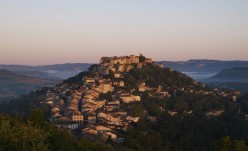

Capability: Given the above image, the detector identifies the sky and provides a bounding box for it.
[0,0,248,65]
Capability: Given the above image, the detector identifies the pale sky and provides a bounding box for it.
[0,0,248,65]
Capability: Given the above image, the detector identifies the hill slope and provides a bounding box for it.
[1,55,248,151]
[200,67,248,93]
[159,60,248,80]
[160,60,248,73]
[0,63,91,80]
[0,69,58,101]
[204,67,248,83]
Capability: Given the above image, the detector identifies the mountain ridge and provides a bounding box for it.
[0,69,59,101]
[159,60,248,73]
[200,67,248,93]
[204,67,248,83]
[0,63,91,80]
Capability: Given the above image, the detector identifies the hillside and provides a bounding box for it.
[199,67,248,93]
[159,60,248,80]
[160,60,248,73]
[2,60,248,81]
[1,55,248,151]
[203,67,248,83]
[0,69,58,101]
[0,63,91,80]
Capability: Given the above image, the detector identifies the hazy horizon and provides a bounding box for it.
[1,58,248,66]
[1,0,248,65]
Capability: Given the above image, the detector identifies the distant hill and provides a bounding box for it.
[0,69,58,101]
[0,69,56,84]
[203,67,248,83]
[207,82,248,94]
[160,60,248,73]
[2,60,248,80]
[199,67,248,93]
[0,63,91,80]
[0,63,91,101]
[13,70,63,81]
[157,60,248,80]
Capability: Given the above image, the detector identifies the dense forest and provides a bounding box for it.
[1,64,248,151]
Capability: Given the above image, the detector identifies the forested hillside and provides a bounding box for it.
[1,62,248,151]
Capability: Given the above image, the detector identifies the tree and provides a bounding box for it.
[0,117,48,151]
[108,70,115,80]
[233,140,248,151]
[47,126,78,151]
[99,91,113,100]
[174,100,188,113]
[129,103,145,117]
[139,55,146,62]
[239,93,248,114]
[29,109,46,126]
[213,136,248,151]
[214,136,232,151]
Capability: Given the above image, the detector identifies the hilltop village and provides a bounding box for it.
[43,55,240,142]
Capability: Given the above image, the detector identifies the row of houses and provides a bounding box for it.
[90,55,156,75]
[42,54,239,143]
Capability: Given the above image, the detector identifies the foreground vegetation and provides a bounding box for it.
[0,111,115,151]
